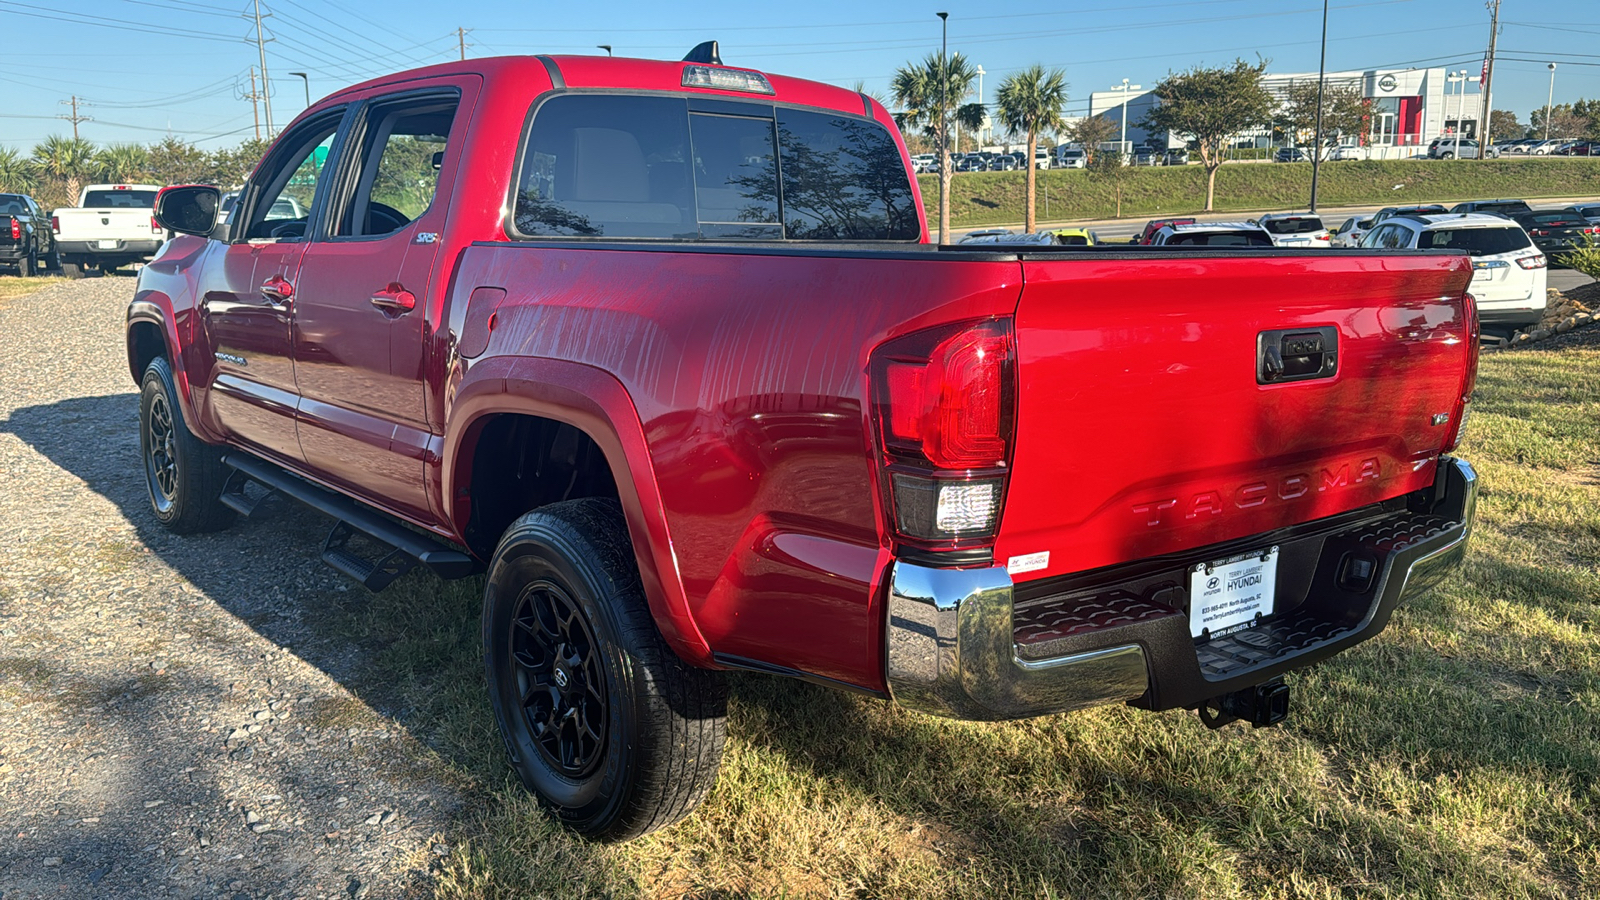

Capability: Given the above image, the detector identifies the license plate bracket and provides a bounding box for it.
[1189,546,1278,640]
[97,239,119,249]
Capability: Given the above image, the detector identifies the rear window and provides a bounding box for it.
[82,189,158,209]
[1165,230,1273,247]
[1574,205,1600,217]
[1261,217,1324,235]
[1419,226,1532,255]
[1522,213,1580,226]
[1474,201,1531,215]
[513,94,918,241]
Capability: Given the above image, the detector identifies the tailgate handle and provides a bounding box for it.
[1258,327,1338,385]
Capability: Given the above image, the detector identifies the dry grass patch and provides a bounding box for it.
[0,276,65,304]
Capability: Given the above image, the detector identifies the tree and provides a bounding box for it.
[1530,103,1589,141]
[1280,79,1367,157]
[1141,59,1274,211]
[891,52,986,243]
[1488,110,1524,142]
[209,138,270,187]
[1067,114,1118,164]
[1571,98,1600,139]
[96,143,151,184]
[31,135,98,205]
[0,147,38,193]
[146,137,210,186]
[995,65,1069,232]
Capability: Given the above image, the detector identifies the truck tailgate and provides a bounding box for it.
[56,208,154,242]
[995,252,1474,581]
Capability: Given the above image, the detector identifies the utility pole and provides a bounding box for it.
[1308,0,1329,212]
[458,27,471,61]
[248,68,261,141]
[251,0,274,138]
[58,96,91,141]
[1480,0,1500,153]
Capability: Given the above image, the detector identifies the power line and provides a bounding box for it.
[58,96,91,140]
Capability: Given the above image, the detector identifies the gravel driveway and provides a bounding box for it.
[0,276,470,899]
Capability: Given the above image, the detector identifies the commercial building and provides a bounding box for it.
[1093,66,1478,156]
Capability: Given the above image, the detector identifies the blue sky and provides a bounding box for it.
[2,0,1597,151]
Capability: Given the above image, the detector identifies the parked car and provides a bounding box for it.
[1148,222,1275,246]
[1273,147,1308,163]
[959,228,1099,247]
[1033,147,1052,169]
[1509,208,1600,258]
[1570,203,1600,226]
[1361,212,1547,325]
[989,154,1019,172]
[1449,199,1533,219]
[1372,204,1447,225]
[0,192,58,276]
[1427,137,1496,159]
[1056,147,1087,169]
[136,52,1481,841]
[1327,144,1368,161]
[1331,216,1374,248]
[1527,139,1564,155]
[957,228,1014,243]
[51,183,166,277]
[1162,148,1190,166]
[1553,140,1600,157]
[910,154,936,174]
[217,191,306,226]
[1133,217,1196,245]
[1132,147,1160,166]
[953,154,985,172]
[1254,213,1333,248]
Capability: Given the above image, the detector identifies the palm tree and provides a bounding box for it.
[96,143,152,185]
[0,147,38,193]
[32,135,98,204]
[996,66,1069,233]
[892,52,986,243]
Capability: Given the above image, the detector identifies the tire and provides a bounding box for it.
[138,356,236,534]
[1439,152,1454,160]
[482,498,727,841]
[17,252,34,277]
[62,261,85,279]
[44,248,60,271]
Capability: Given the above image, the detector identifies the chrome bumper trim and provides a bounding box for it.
[884,562,1150,720]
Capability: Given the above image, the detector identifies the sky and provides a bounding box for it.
[2,0,1598,152]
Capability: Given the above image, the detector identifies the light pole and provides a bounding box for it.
[975,64,985,146]
[1545,62,1556,141]
[288,71,309,108]
[1308,0,1329,212]
[1111,78,1142,163]
[1447,70,1464,158]
[937,11,949,245]
[598,44,612,57]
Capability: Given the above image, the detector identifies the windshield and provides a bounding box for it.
[1261,217,1324,235]
[1419,226,1533,255]
[82,189,158,209]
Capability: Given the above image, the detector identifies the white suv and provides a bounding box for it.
[1360,213,1548,326]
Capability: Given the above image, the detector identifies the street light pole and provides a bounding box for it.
[1545,63,1556,141]
[975,64,985,146]
[1448,70,1463,158]
[1309,0,1329,212]
[288,72,309,109]
[598,44,612,57]
[937,11,949,245]
[1111,79,1141,163]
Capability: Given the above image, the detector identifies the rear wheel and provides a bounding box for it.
[17,252,34,277]
[139,356,236,534]
[482,498,727,841]
[44,248,60,271]
[1439,151,1455,159]
[62,261,85,279]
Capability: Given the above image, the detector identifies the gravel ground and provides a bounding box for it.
[0,276,469,899]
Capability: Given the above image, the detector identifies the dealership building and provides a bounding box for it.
[1092,67,1477,153]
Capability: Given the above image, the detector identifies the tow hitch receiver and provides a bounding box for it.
[1198,678,1290,729]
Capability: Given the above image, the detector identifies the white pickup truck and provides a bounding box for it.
[52,183,166,277]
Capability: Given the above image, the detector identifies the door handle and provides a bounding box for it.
[369,283,416,313]
[260,275,294,307]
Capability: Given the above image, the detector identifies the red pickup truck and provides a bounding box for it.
[131,49,1480,841]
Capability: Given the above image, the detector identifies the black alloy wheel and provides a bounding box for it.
[145,389,179,515]
[138,356,235,534]
[509,578,608,778]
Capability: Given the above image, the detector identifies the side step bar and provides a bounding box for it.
[221,453,477,590]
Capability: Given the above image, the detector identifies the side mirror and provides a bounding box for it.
[155,185,220,237]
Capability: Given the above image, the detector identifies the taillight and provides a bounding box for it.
[50,216,59,235]
[8,219,18,241]
[1444,292,1480,454]
[1516,255,1547,269]
[1531,229,1548,236]
[871,318,1015,548]
[151,216,162,234]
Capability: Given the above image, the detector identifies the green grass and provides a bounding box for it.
[923,158,1600,227]
[0,275,65,304]
[310,338,1600,898]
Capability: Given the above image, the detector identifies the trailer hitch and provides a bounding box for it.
[1198,678,1290,729]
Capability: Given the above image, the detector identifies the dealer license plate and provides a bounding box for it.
[1189,547,1278,639]
[97,239,119,249]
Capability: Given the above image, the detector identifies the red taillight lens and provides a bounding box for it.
[876,319,1012,469]
[1516,255,1547,269]
[9,219,18,241]
[1444,292,1480,454]
[50,216,59,234]
[151,216,162,234]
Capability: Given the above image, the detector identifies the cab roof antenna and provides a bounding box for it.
[683,41,721,65]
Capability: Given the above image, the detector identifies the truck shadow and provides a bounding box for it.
[4,393,1591,896]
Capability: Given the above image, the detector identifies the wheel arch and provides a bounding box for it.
[443,355,712,667]
[127,292,207,436]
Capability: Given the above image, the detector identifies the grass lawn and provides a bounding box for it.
[923,158,1600,228]
[310,338,1600,899]
[0,276,65,304]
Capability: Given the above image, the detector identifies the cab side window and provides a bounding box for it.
[334,93,460,238]
[244,115,343,241]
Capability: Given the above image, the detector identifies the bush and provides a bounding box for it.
[1559,233,1600,279]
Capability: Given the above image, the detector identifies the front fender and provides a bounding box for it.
[443,355,712,667]
[127,290,218,443]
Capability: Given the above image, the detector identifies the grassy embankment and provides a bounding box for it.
[921,158,1600,228]
[0,276,64,304]
[295,335,1600,898]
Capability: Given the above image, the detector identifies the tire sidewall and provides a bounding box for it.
[482,519,643,831]
[139,358,192,528]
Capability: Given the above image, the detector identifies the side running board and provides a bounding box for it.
[220,453,478,591]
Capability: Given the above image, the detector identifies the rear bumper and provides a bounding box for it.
[885,457,1478,720]
[58,239,162,258]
